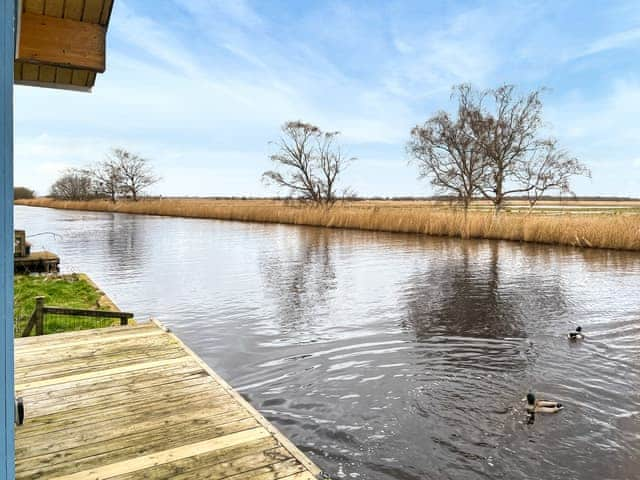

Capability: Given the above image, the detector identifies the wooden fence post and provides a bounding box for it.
[34,296,45,336]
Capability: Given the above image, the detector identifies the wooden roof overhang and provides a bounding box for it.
[14,0,114,91]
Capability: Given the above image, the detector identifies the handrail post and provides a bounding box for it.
[34,296,45,336]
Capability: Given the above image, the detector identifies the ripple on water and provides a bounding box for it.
[15,205,640,480]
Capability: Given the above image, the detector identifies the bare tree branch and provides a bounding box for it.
[263,121,355,206]
[516,139,591,211]
[90,156,123,202]
[408,85,486,209]
[49,168,94,200]
[410,84,589,212]
[108,148,160,201]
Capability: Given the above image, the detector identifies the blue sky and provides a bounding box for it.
[14,0,640,197]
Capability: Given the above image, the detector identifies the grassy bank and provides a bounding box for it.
[16,198,640,251]
[14,274,122,336]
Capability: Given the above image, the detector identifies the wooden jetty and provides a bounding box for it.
[14,321,323,479]
[14,251,60,274]
[14,230,59,273]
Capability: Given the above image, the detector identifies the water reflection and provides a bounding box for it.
[402,241,525,340]
[105,214,141,270]
[259,228,337,334]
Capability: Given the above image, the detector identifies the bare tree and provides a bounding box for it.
[49,169,94,200]
[467,84,547,211]
[263,121,354,205]
[109,148,159,201]
[90,157,123,202]
[414,83,589,212]
[408,86,485,210]
[317,131,355,205]
[517,140,591,211]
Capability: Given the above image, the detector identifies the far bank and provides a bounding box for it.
[15,198,640,251]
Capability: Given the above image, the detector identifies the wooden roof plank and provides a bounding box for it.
[17,12,106,72]
[16,0,111,90]
[38,64,56,82]
[23,0,45,15]
[71,69,90,86]
[99,0,113,25]
[63,0,84,21]
[85,71,96,87]
[54,67,72,84]
[82,0,103,23]
[14,62,23,82]
[44,0,64,17]
[21,63,39,81]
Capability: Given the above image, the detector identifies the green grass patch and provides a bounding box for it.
[14,274,114,336]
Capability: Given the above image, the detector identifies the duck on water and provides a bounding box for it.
[568,326,584,340]
[526,392,563,414]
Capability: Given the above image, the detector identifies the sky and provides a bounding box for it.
[14,0,640,198]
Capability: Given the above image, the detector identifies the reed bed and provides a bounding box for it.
[16,198,640,251]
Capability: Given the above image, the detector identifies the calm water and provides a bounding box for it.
[15,206,640,480]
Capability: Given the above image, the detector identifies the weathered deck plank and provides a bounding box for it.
[15,322,323,480]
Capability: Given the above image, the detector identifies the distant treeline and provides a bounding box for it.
[14,187,35,200]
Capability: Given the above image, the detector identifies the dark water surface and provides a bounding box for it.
[15,206,640,480]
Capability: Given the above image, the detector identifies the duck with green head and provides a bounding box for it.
[568,326,584,340]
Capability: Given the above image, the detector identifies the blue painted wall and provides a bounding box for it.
[1,0,15,478]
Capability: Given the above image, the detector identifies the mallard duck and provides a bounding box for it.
[526,392,563,413]
[568,326,583,340]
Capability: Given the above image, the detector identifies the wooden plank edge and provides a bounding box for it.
[46,427,271,480]
[14,329,164,353]
[15,322,157,347]
[100,0,115,26]
[150,319,324,478]
[13,79,92,92]
[15,356,191,391]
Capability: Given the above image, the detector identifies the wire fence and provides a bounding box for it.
[39,312,127,335]
[15,297,134,337]
[13,314,31,338]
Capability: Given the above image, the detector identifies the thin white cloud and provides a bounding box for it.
[14,134,112,195]
[175,0,263,29]
[549,79,640,144]
[384,7,511,99]
[545,79,640,196]
[577,27,640,59]
[110,3,202,77]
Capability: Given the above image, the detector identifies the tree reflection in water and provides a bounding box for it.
[401,240,575,341]
[259,227,337,334]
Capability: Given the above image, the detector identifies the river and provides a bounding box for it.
[14,205,640,480]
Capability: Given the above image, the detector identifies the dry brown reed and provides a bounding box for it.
[16,198,640,251]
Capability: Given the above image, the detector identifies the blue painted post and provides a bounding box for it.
[0,0,15,478]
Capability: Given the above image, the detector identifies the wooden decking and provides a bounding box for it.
[14,322,323,480]
[14,251,60,273]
